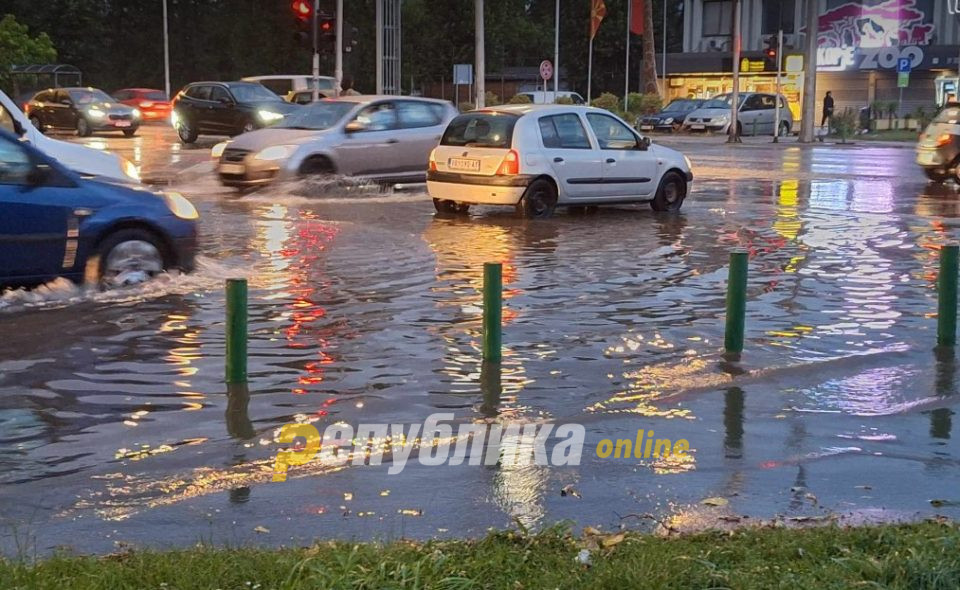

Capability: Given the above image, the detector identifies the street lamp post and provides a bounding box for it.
[162,0,171,98]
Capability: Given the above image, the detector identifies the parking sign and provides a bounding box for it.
[897,57,911,73]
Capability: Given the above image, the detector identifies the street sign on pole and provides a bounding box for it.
[897,56,911,88]
[539,60,553,82]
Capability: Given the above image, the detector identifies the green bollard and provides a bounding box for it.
[225,278,248,383]
[938,244,959,347]
[482,262,502,362]
[724,250,748,356]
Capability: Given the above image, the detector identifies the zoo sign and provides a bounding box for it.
[817,45,925,72]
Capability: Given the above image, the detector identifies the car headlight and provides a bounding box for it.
[121,158,141,182]
[663,117,674,124]
[715,114,730,123]
[170,110,180,127]
[132,108,142,119]
[163,191,199,220]
[254,144,296,161]
[87,108,106,119]
[211,141,230,159]
[257,109,284,123]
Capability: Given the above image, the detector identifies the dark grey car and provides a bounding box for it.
[27,87,141,137]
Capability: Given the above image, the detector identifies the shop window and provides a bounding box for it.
[762,0,794,34]
[702,0,733,37]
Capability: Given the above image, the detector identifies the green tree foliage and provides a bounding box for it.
[626,92,662,116]
[0,14,56,91]
[507,93,532,104]
[832,107,858,143]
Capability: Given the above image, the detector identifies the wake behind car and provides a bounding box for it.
[214,95,456,188]
[426,105,693,218]
[0,128,197,290]
[26,87,141,137]
[171,81,301,144]
[917,103,960,183]
[638,99,705,133]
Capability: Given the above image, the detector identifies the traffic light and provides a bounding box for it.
[291,0,312,22]
[292,0,312,46]
[763,35,778,69]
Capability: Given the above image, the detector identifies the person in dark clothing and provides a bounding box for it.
[821,91,835,127]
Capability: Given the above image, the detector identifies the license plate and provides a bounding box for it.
[114,120,132,128]
[690,124,705,130]
[917,151,938,166]
[220,163,244,174]
[448,157,480,172]
[640,125,654,131]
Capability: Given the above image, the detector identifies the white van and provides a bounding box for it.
[0,90,140,183]
[517,91,586,105]
[241,75,337,102]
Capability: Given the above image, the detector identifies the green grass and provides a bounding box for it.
[2,522,960,589]
[855,129,921,142]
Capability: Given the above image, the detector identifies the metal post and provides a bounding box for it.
[225,279,248,384]
[311,0,320,102]
[482,263,502,362]
[773,28,783,143]
[376,0,383,94]
[587,37,594,104]
[727,0,741,143]
[724,251,748,355]
[938,244,959,347]
[662,0,667,90]
[335,0,343,96]
[162,0,171,99]
[553,0,559,101]
[475,0,485,108]
[799,0,819,143]
[624,0,631,112]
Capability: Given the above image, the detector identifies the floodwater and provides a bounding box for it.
[2,132,959,555]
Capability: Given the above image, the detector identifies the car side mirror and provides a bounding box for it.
[345,120,366,133]
[218,96,234,105]
[26,163,51,186]
[637,136,651,151]
[12,119,24,137]
[60,99,72,106]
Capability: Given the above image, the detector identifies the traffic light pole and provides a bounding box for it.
[311,0,320,102]
[773,28,783,143]
[335,0,343,96]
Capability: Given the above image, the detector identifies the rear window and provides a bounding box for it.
[440,112,518,148]
[145,91,168,101]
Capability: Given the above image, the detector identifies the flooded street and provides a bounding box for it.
[2,128,960,555]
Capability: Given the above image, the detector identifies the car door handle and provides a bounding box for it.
[606,158,616,164]
[553,157,564,163]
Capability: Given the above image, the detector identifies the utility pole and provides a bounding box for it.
[335,0,343,96]
[773,28,783,143]
[727,0,741,143]
[162,0,171,98]
[475,0,485,107]
[311,0,320,102]
[376,0,383,94]
[553,0,559,101]
[799,0,819,143]
[624,0,631,111]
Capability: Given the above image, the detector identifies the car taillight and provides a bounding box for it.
[936,133,952,147]
[23,103,29,114]
[140,101,154,108]
[428,148,438,172]
[496,149,519,175]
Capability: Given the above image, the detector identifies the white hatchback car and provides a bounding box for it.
[427,105,692,217]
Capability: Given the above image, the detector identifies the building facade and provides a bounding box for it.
[667,0,960,121]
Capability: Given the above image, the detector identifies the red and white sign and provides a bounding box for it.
[539,60,553,81]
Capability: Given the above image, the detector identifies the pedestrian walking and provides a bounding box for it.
[819,91,835,141]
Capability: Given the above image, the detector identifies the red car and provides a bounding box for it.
[113,88,171,121]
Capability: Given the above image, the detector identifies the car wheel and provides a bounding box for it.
[123,128,138,138]
[96,229,168,289]
[651,171,687,212]
[76,118,92,137]
[177,117,198,144]
[518,178,557,219]
[29,116,44,133]
[926,168,949,183]
[299,156,335,177]
[433,198,470,215]
[778,121,790,137]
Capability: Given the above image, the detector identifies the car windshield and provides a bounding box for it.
[663,100,698,112]
[229,84,282,103]
[68,89,114,104]
[702,94,746,109]
[277,101,353,130]
[934,106,960,124]
[441,112,518,148]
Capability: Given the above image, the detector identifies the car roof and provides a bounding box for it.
[243,75,336,80]
[477,104,611,116]
[317,94,451,105]
[117,88,163,93]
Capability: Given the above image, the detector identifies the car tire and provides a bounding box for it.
[778,121,790,137]
[123,128,138,138]
[29,115,44,133]
[299,156,335,177]
[76,118,92,137]
[433,198,470,215]
[177,116,198,144]
[927,168,950,183]
[518,178,557,219]
[95,228,169,289]
[650,171,687,212]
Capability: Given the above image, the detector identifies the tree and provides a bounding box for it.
[640,0,657,95]
[0,14,56,92]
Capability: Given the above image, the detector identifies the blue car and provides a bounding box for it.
[0,129,198,290]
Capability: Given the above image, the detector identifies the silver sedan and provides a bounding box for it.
[214,95,457,188]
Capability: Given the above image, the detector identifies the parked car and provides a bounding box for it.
[214,95,457,188]
[426,105,693,218]
[1,90,141,183]
[637,99,705,132]
[682,92,793,136]
[113,88,171,122]
[517,91,586,105]
[241,75,337,102]
[171,81,301,143]
[916,102,960,183]
[26,87,142,137]
[0,128,198,290]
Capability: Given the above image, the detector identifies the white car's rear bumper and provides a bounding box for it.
[426,171,532,205]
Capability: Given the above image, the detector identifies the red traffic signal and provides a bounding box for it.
[291,0,312,21]
[765,48,776,59]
